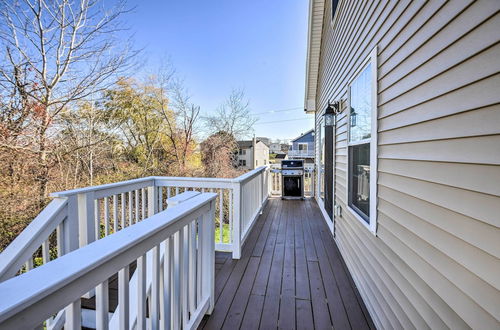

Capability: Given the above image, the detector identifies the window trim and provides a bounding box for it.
[346,46,378,234]
[298,142,308,151]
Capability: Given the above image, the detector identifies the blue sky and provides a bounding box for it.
[124,0,313,141]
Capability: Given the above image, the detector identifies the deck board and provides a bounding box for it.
[200,198,374,329]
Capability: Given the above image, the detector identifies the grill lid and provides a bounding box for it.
[281,159,304,169]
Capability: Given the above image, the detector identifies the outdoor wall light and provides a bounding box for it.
[323,101,338,127]
[350,107,357,127]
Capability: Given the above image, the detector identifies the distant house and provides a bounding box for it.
[288,129,315,161]
[256,137,271,147]
[236,139,269,169]
[269,142,282,154]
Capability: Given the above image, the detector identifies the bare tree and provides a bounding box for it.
[200,131,240,178]
[149,65,201,175]
[204,88,256,140]
[0,0,137,204]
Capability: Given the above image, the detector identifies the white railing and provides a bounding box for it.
[0,193,217,330]
[288,149,315,158]
[0,198,75,282]
[270,164,282,196]
[0,167,269,284]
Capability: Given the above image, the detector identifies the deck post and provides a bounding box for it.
[77,191,95,248]
[64,195,79,254]
[232,183,242,259]
[202,199,216,313]
[148,183,159,216]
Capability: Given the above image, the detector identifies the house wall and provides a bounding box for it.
[237,148,252,169]
[290,131,315,159]
[238,142,270,169]
[313,0,500,329]
[254,141,270,167]
[269,143,282,154]
[291,141,314,152]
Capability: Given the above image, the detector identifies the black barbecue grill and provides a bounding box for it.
[281,159,304,199]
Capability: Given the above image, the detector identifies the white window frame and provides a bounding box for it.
[298,142,308,151]
[346,46,378,234]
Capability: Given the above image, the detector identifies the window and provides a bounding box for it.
[298,143,308,151]
[347,47,377,233]
[239,159,246,167]
[239,149,246,155]
[332,0,339,19]
[256,160,259,166]
[331,0,340,28]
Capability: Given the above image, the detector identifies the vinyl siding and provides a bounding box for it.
[313,0,500,329]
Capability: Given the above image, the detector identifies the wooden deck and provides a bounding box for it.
[200,198,374,330]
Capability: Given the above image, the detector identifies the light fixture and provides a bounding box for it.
[323,101,338,127]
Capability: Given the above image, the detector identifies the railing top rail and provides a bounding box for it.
[153,176,233,182]
[0,193,217,329]
[0,198,68,282]
[50,167,268,198]
[51,176,156,198]
[231,166,267,184]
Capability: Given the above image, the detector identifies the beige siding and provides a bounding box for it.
[313,0,500,329]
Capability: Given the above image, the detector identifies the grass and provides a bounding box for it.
[215,223,230,244]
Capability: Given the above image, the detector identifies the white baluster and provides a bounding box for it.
[182,226,189,327]
[96,279,109,330]
[118,266,130,330]
[137,254,146,330]
[135,190,140,224]
[65,300,81,330]
[189,222,196,313]
[104,197,109,236]
[128,191,133,226]
[172,230,182,329]
[151,246,160,330]
[42,240,50,264]
[121,193,126,229]
[113,194,119,233]
[219,190,223,244]
[141,188,146,220]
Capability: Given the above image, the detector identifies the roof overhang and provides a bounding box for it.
[304,0,325,114]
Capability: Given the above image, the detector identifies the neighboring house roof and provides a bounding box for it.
[291,129,315,143]
[257,137,271,147]
[237,141,253,148]
[304,0,326,113]
[275,153,287,159]
[237,140,269,149]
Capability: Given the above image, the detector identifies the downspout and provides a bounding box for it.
[252,136,257,169]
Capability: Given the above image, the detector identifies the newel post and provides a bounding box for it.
[232,182,242,259]
[202,199,216,314]
[65,196,80,254]
[77,191,95,248]
[148,181,159,217]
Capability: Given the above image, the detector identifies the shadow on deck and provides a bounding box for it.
[199,198,375,330]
